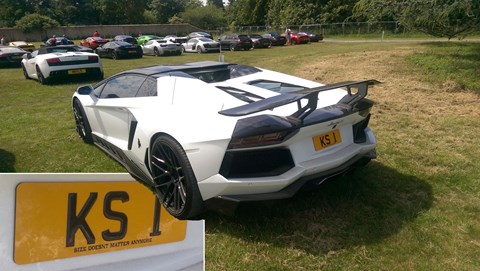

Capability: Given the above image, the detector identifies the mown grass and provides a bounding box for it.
[406,42,480,94]
[1,40,479,270]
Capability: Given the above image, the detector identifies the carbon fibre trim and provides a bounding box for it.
[214,150,377,202]
[128,118,138,150]
[219,80,380,118]
[92,134,155,191]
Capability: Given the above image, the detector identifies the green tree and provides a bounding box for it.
[229,0,269,26]
[354,0,480,39]
[207,0,224,8]
[0,0,33,27]
[15,13,60,32]
[180,5,227,29]
[94,0,126,24]
[147,0,186,23]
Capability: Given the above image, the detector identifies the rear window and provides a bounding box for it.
[248,80,306,93]
[238,35,250,40]
[47,47,76,53]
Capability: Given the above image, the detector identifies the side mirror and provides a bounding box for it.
[22,53,31,60]
[77,85,94,95]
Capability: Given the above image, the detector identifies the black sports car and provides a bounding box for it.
[0,46,27,66]
[113,35,138,45]
[95,41,143,60]
[263,32,287,46]
[249,34,272,48]
[299,32,324,42]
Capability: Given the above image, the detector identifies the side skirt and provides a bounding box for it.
[92,134,156,192]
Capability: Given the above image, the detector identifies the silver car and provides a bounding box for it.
[183,37,220,54]
[141,39,182,56]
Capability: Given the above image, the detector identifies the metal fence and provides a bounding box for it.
[218,21,407,36]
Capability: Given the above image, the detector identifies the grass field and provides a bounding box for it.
[1,41,479,270]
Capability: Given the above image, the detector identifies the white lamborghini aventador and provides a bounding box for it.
[72,61,378,220]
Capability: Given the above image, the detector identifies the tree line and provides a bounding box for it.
[1,0,479,39]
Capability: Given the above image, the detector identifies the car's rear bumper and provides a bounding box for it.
[202,148,376,203]
[47,67,102,78]
[198,127,377,201]
[204,48,220,53]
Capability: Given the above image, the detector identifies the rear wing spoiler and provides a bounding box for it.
[219,80,380,120]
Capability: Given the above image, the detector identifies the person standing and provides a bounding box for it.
[285,27,291,45]
[46,35,57,46]
[93,31,100,37]
[0,35,6,45]
[61,34,69,45]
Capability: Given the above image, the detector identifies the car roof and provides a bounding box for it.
[38,45,78,54]
[0,46,25,52]
[115,35,134,38]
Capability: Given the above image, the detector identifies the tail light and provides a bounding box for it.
[227,115,298,149]
[46,58,61,65]
[88,56,98,62]
[228,131,291,149]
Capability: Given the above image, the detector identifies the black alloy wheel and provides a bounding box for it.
[36,66,47,85]
[72,99,93,144]
[111,51,118,60]
[230,44,236,51]
[22,64,30,80]
[196,46,202,54]
[154,47,159,56]
[150,135,204,220]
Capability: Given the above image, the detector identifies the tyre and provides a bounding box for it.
[230,44,236,51]
[112,51,118,60]
[292,39,297,45]
[196,46,203,54]
[36,66,48,85]
[22,64,30,80]
[150,135,205,220]
[72,99,93,144]
[154,47,159,56]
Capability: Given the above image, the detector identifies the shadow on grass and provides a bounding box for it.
[0,149,16,172]
[204,161,432,255]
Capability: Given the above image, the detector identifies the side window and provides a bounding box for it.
[99,75,146,99]
[93,82,106,97]
[136,78,157,97]
[145,41,152,46]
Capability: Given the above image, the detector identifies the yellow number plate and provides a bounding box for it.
[128,50,137,53]
[14,181,187,264]
[68,68,86,75]
[312,129,342,151]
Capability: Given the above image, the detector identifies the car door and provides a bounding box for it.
[187,38,198,51]
[88,74,147,150]
[23,50,39,77]
[143,40,154,55]
[96,43,108,57]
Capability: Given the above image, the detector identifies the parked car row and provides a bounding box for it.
[3,30,323,84]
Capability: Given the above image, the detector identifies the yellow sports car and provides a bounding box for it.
[9,41,36,52]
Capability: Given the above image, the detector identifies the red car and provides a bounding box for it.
[289,32,309,45]
[80,37,109,49]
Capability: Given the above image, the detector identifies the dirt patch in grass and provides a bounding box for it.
[297,45,479,117]
[296,46,480,179]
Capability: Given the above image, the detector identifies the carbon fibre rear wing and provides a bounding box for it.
[219,80,380,120]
